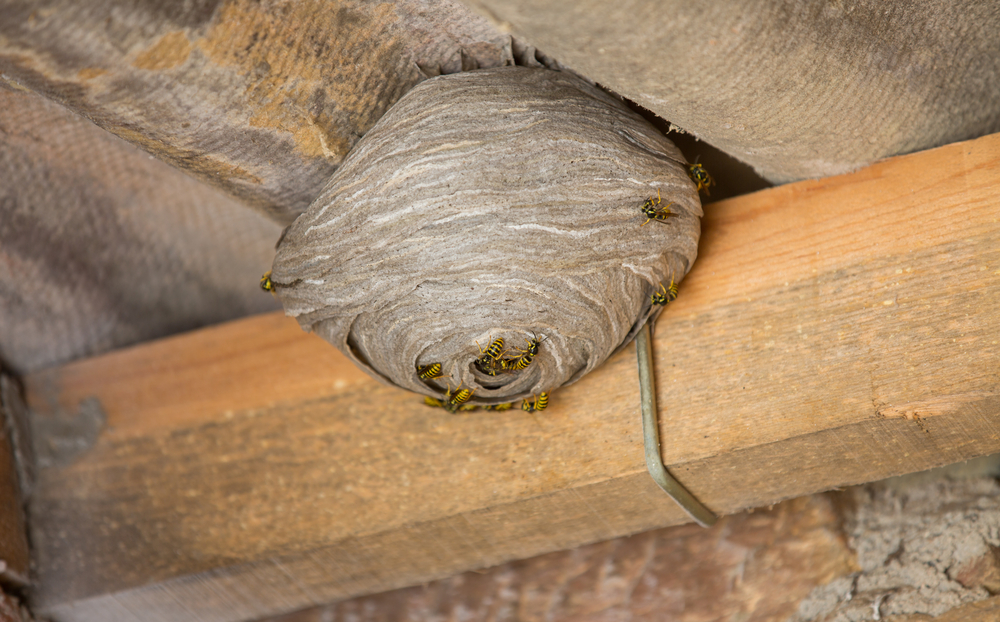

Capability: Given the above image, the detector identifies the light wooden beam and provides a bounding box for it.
[23,132,1000,621]
[912,596,1000,622]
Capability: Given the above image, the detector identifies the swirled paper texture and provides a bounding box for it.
[271,67,701,404]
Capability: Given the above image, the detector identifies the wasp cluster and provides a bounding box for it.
[415,335,551,414]
[422,389,548,415]
[473,336,545,377]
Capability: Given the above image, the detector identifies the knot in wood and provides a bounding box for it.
[270,67,702,405]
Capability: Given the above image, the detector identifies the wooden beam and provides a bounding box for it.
[907,596,1000,622]
[268,493,856,622]
[0,375,30,588]
[0,0,512,224]
[461,0,1000,185]
[23,132,1000,621]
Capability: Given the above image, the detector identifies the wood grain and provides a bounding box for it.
[0,0,513,224]
[23,132,1000,621]
[270,494,855,622]
[888,596,1000,622]
[0,376,30,587]
[463,0,1000,183]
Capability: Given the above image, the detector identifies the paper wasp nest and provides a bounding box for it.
[270,67,701,406]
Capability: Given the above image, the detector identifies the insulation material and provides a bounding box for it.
[0,86,281,373]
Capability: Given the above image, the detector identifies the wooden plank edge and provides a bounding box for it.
[35,404,1000,622]
[0,373,31,588]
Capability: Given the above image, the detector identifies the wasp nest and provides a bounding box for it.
[269,67,701,407]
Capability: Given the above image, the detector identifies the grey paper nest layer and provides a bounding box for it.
[270,67,702,405]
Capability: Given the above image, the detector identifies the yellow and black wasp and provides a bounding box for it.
[260,271,275,292]
[424,397,477,412]
[687,162,715,195]
[505,335,547,372]
[477,336,505,362]
[425,386,477,413]
[651,279,678,306]
[640,188,675,226]
[478,357,508,377]
[444,384,475,413]
[479,364,504,377]
[476,336,508,376]
[417,362,443,381]
[483,402,513,411]
[521,392,549,413]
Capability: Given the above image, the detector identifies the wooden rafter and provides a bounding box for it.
[22,132,1000,621]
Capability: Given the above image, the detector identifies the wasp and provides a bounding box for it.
[483,402,513,411]
[521,392,549,413]
[260,271,275,292]
[687,162,714,195]
[479,363,503,377]
[651,279,678,306]
[534,392,549,411]
[640,188,675,226]
[477,337,505,362]
[425,388,477,413]
[446,384,475,411]
[476,336,510,376]
[425,397,477,412]
[506,335,545,372]
[476,355,507,377]
[417,362,443,381]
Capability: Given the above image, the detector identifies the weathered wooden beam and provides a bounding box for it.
[264,466,1000,622]
[460,0,1000,183]
[911,597,1000,622]
[269,493,857,622]
[23,132,1000,621]
[0,0,514,224]
[0,375,30,589]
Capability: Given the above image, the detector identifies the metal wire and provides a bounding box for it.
[636,322,718,527]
